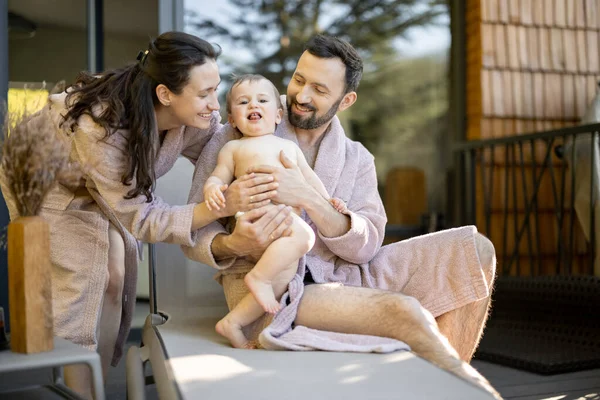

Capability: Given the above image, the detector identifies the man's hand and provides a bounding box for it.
[220,173,279,216]
[222,204,294,261]
[246,151,311,208]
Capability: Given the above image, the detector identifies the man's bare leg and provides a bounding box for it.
[64,223,125,399]
[436,233,497,362]
[296,283,501,399]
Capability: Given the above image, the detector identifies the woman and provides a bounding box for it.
[1,31,281,398]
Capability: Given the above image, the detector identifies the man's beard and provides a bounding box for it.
[287,96,343,130]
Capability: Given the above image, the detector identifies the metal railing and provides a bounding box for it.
[455,123,600,276]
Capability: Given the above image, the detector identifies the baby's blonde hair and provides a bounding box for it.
[225,74,283,115]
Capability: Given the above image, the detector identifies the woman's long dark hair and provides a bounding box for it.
[62,32,220,202]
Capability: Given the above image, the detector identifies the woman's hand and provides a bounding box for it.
[221,172,279,216]
[246,151,310,208]
[224,204,294,261]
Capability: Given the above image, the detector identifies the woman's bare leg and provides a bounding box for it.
[63,365,93,400]
[64,223,125,398]
[97,223,125,378]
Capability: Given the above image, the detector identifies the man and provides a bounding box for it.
[183,34,499,397]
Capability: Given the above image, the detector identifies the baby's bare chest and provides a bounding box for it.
[233,139,298,176]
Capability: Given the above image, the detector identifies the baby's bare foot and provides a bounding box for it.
[245,272,280,314]
[329,198,348,213]
[215,317,250,348]
[246,340,260,349]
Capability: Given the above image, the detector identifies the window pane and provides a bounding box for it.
[184,1,451,235]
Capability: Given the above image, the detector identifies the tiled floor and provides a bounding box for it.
[2,301,598,399]
[472,360,600,400]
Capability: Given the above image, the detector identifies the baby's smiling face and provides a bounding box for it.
[228,79,283,137]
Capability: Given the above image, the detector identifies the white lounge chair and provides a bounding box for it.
[125,157,494,400]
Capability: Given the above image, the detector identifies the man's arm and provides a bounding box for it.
[247,148,385,265]
[313,158,386,264]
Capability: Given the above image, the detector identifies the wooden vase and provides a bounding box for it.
[8,215,54,353]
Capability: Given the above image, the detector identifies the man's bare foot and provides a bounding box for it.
[215,317,250,348]
[245,271,280,314]
[329,198,348,213]
[418,341,500,398]
[450,361,502,399]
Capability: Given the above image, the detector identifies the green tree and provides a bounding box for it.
[345,51,448,151]
[186,0,447,91]
[187,0,451,215]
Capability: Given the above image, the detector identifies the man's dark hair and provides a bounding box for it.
[304,34,363,93]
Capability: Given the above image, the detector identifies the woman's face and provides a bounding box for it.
[169,59,221,129]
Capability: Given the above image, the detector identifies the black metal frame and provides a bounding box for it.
[449,0,467,226]
[87,0,104,73]
[455,123,600,276]
[0,0,9,343]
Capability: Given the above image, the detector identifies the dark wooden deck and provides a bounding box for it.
[473,360,600,399]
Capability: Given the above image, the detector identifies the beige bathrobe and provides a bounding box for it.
[182,96,490,351]
[0,92,219,365]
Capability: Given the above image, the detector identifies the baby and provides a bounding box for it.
[206,74,344,348]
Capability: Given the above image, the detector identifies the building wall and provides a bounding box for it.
[0,0,188,332]
[9,25,155,85]
[468,0,600,140]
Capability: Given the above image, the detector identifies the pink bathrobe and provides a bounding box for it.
[183,96,490,351]
[0,92,219,365]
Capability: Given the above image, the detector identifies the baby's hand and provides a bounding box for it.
[204,184,228,211]
[329,197,348,213]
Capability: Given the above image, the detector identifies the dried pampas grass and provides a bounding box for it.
[1,88,81,217]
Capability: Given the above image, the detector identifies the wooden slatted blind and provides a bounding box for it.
[470,0,600,139]
[466,0,600,276]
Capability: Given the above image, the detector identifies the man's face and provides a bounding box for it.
[287,51,347,130]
